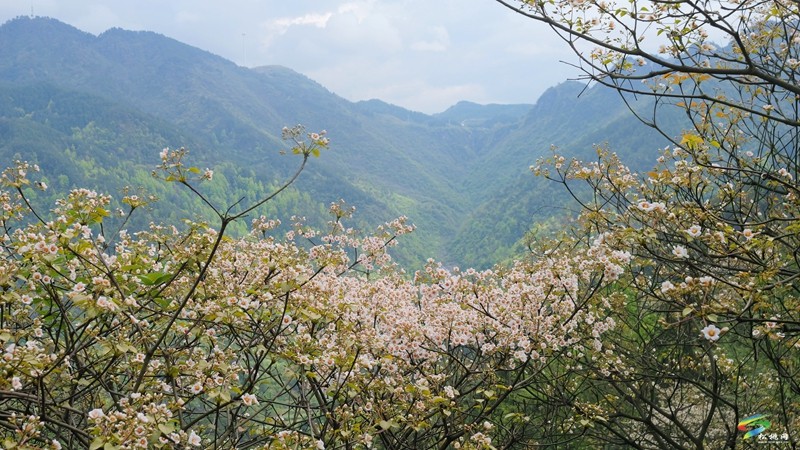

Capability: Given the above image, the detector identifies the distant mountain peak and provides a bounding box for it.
[435,101,532,127]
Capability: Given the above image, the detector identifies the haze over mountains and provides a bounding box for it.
[0,16,668,268]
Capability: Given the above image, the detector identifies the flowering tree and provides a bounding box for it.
[496,0,800,128]
[529,146,800,447]
[0,124,634,449]
[496,0,800,446]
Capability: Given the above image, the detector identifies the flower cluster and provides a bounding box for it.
[0,161,630,449]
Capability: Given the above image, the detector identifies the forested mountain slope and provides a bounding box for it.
[0,16,669,268]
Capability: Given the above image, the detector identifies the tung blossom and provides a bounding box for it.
[698,276,714,286]
[685,225,702,237]
[188,430,202,447]
[672,245,689,259]
[190,382,204,395]
[241,393,259,406]
[636,200,667,213]
[701,324,721,342]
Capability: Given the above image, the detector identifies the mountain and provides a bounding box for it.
[435,101,532,127]
[0,16,672,268]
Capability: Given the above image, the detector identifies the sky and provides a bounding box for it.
[0,0,581,114]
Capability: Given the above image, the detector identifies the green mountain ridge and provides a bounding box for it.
[0,16,672,268]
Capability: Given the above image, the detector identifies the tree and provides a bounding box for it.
[0,126,633,449]
[498,0,800,447]
[496,0,800,126]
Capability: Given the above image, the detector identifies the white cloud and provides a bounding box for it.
[337,1,374,23]
[273,12,333,32]
[411,26,450,52]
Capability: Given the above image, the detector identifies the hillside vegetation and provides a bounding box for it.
[0,16,667,268]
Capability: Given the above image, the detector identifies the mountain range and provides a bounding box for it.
[0,16,671,268]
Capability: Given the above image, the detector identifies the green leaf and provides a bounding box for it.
[158,422,176,435]
[138,272,171,286]
[90,438,105,450]
[682,307,693,317]
[378,420,398,430]
[116,342,137,354]
[706,314,718,322]
[680,133,704,150]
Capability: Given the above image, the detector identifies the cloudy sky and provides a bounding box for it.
[0,0,581,113]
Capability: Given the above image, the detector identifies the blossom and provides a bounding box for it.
[698,276,714,286]
[741,228,757,240]
[190,382,204,395]
[88,408,105,420]
[188,430,202,446]
[685,225,702,237]
[701,324,721,342]
[241,393,259,406]
[11,376,22,390]
[203,168,213,181]
[96,296,117,311]
[443,385,458,399]
[672,245,689,258]
[660,280,675,293]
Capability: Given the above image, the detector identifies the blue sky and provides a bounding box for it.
[0,0,580,113]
